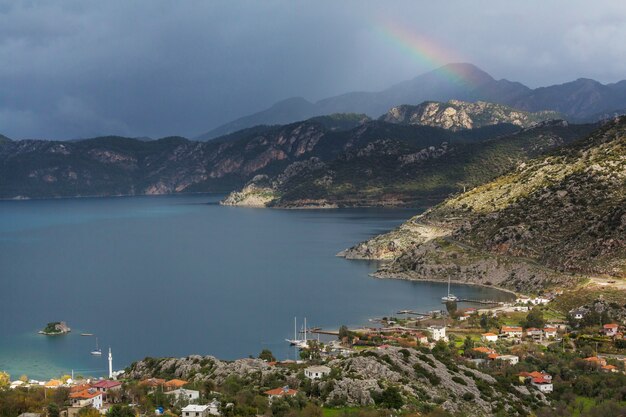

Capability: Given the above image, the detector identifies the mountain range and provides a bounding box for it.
[0,100,573,200]
[198,63,626,140]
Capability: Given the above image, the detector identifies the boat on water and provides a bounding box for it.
[285,317,309,348]
[441,276,459,303]
[90,337,102,355]
[81,333,94,336]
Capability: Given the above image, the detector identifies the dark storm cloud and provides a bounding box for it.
[1,0,625,139]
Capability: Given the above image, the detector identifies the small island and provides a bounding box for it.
[38,321,71,335]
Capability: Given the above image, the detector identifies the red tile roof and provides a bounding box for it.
[473,347,495,354]
[140,378,165,387]
[70,384,92,393]
[604,323,618,329]
[264,387,298,396]
[92,380,122,389]
[70,389,102,399]
[501,326,523,332]
[164,379,187,388]
[532,377,551,384]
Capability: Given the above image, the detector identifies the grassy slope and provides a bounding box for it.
[429,117,626,277]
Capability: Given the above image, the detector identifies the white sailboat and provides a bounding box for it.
[441,276,459,302]
[90,337,102,355]
[285,317,309,348]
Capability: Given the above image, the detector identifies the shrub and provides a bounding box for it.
[462,392,475,401]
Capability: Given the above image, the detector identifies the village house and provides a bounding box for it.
[69,388,103,410]
[182,404,210,417]
[518,371,551,384]
[531,377,553,393]
[91,380,122,402]
[543,327,557,339]
[207,399,221,416]
[495,355,519,365]
[140,378,165,391]
[501,326,523,338]
[164,379,188,391]
[472,346,496,356]
[412,332,429,345]
[525,328,543,341]
[166,388,200,402]
[603,323,619,337]
[264,387,298,403]
[519,372,553,393]
[304,365,331,380]
[44,379,63,389]
[584,356,607,367]
[428,325,448,342]
[481,333,498,343]
[10,380,26,389]
[570,309,586,320]
[601,365,619,373]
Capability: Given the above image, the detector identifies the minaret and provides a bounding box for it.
[108,347,113,379]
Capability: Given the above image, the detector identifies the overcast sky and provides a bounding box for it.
[1,1,625,140]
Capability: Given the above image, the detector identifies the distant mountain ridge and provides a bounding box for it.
[198,63,626,140]
[0,102,546,200]
[379,100,561,131]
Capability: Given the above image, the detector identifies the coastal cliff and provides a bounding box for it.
[340,117,626,292]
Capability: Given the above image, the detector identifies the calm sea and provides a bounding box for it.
[0,194,511,380]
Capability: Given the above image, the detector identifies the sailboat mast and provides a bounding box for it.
[294,317,297,341]
[304,317,307,342]
[447,276,451,297]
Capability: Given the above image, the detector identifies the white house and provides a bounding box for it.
[526,328,543,341]
[207,399,221,416]
[182,404,210,417]
[531,377,553,393]
[428,325,448,342]
[603,323,619,337]
[167,388,200,402]
[481,333,498,343]
[304,365,331,380]
[501,326,523,338]
[495,355,519,365]
[571,309,586,320]
[69,389,103,410]
[543,327,557,339]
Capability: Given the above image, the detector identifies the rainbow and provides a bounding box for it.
[374,19,473,86]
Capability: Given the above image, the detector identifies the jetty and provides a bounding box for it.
[450,298,504,305]
[309,329,339,336]
[396,310,431,316]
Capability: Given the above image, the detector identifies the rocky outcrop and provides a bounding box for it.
[39,321,71,335]
[381,100,561,131]
[126,346,536,416]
